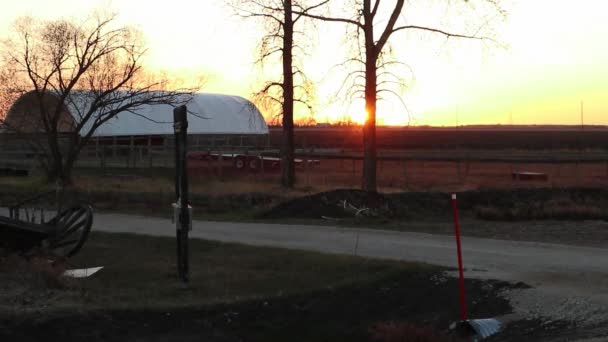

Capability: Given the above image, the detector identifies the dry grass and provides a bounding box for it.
[0,169,329,197]
[475,197,608,221]
[74,174,325,196]
[3,155,608,196]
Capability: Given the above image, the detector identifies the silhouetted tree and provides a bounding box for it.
[0,14,196,185]
[234,0,320,188]
[297,0,505,192]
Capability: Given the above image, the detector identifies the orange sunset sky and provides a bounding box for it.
[1,0,606,126]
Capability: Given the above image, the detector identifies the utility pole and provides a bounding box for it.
[580,100,584,130]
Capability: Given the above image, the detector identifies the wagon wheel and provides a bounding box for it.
[45,205,93,258]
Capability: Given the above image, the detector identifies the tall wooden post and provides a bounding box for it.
[173,105,190,284]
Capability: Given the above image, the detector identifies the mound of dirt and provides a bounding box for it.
[259,189,396,219]
[260,188,608,221]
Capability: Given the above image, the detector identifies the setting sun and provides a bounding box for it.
[348,100,368,125]
[1,0,607,126]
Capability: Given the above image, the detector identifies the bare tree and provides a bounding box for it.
[297,0,505,192]
[0,14,196,185]
[233,0,321,188]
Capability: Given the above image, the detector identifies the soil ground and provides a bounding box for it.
[0,272,528,342]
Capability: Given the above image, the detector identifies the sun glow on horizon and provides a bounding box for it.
[315,98,416,126]
[349,101,368,125]
[1,1,607,126]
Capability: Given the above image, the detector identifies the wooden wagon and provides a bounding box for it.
[0,192,93,257]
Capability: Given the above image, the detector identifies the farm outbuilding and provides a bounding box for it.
[1,91,269,168]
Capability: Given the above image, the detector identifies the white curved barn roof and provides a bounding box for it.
[88,93,268,137]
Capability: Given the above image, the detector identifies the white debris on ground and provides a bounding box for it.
[429,273,449,285]
[63,266,104,278]
[502,287,608,326]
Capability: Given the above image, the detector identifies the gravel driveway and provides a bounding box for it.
[90,212,608,334]
[2,207,607,339]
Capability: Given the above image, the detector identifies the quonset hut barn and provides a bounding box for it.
[1,91,269,169]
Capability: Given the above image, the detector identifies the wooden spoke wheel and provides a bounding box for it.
[46,205,93,258]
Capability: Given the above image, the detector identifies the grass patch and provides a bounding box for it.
[2,232,432,313]
[0,232,522,342]
[0,168,323,197]
[474,197,608,221]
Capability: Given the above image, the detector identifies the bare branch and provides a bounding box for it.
[375,0,405,54]
[294,0,329,23]
[293,9,363,29]
[391,25,495,42]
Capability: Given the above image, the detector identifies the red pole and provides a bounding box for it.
[451,193,467,321]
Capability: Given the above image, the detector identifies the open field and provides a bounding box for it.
[3,156,608,194]
[269,126,608,150]
[186,157,608,192]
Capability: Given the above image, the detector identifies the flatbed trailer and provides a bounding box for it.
[187,151,319,171]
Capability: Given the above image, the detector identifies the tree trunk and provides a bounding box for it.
[281,0,296,188]
[45,134,81,186]
[362,3,377,192]
[43,129,72,185]
[46,160,72,186]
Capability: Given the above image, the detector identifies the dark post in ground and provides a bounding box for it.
[173,105,190,284]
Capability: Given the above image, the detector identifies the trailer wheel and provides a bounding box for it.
[249,158,259,170]
[234,157,246,170]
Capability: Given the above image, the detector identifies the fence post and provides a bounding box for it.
[131,136,136,168]
[218,152,223,179]
[259,151,264,177]
[95,137,100,167]
[212,151,219,178]
[112,136,117,165]
[402,160,408,190]
[148,136,153,168]
[352,159,356,186]
[207,148,212,175]
[304,156,310,187]
[101,144,106,171]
